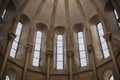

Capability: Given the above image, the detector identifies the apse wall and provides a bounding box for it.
[0,0,120,80]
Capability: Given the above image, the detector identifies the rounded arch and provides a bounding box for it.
[20,14,30,24]
[72,23,84,32]
[6,0,16,12]
[54,26,65,34]
[89,15,99,25]
[103,69,114,80]
[104,0,114,13]
[6,68,17,80]
[36,23,48,31]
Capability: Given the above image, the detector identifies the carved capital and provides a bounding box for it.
[67,49,74,57]
[26,43,33,53]
[87,44,94,53]
[103,32,111,41]
[8,32,16,42]
[46,49,53,58]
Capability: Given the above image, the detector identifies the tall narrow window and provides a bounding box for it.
[97,22,110,58]
[10,22,23,58]
[32,31,42,66]
[2,9,6,19]
[77,32,87,67]
[56,34,64,69]
[109,75,114,80]
[5,75,11,80]
[114,9,120,26]
[114,9,118,19]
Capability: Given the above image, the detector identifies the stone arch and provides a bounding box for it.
[89,15,99,25]
[5,68,17,80]
[36,23,48,31]
[72,23,84,32]
[103,69,114,80]
[55,26,65,34]
[19,13,30,24]
[89,14,104,62]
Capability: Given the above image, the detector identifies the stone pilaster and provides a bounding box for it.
[104,32,120,79]
[22,43,33,80]
[87,44,97,80]
[67,50,74,80]
[46,49,53,80]
[0,32,16,79]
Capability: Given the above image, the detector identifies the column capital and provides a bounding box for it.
[46,49,53,58]
[67,49,74,57]
[103,32,111,41]
[8,32,16,42]
[87,44,94,53]
[26,43,33,53]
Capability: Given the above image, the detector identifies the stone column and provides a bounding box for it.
[103,32,120,79]
[22,43,33,80]
[87,44,97,80]
[46,49,53,80]
[0,32,16,79]
[67,50,74,80]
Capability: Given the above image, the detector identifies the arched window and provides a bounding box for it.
[2,9,6,19]
[97,22,110,58]
[10,22,23,58]
[114,9,120,26]
[5,75,11,80]
[56,34,64,69]
[109,75,114,80]
[77,32,87,67]
[32,31,42,66]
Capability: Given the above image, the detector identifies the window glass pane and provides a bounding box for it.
[81,59,87,67]
[103,49,110,58]
[57,47,63,53]
[33,58,39,66]
[10,49,16,58]
[36,31,42,37]
[2,9,6,19]
[78,38,84,44]
[114,9,118,19]
[34,51,40,58]
[57,41,62,46]
[57,35,63,40]
[110,75,114,80]
[57,62,63,69]
[80,51,86,58]
[10,22,23,58]
[35,44,40,51]
[12,41,18,50]
[97,22,110,58]
[78,32,83,38]
[5,75,10,80]
[56,34,64,69]
[14,36,19,42]
[36,37,41,44]
[77,32,87,67]
[32,31,42,67]
[79,44,85,51]
[57,55,63,61]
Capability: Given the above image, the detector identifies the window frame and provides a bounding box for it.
[5,75,11,80]
[32,30,42,67]
[9,21,23,58]
[77,31,88,67]
[55,33,64,70]
[2,9,6,19]
[96,22,110,59]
